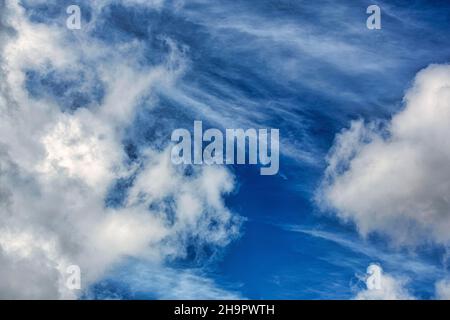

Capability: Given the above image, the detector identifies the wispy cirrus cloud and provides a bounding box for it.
[85,261,244,300]
[284,225,444,279]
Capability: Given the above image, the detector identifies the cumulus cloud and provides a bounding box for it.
[317,64,450,247]
[0,0,240,299]
[354,264,414,300]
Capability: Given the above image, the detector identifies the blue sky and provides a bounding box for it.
[1,0,450,299]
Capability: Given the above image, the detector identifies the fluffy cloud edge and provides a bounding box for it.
[317,64,450,247]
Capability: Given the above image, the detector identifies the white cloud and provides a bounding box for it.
[318,64,450,247]
[0,0,240,299]
[355,264,414,300]
[435,278,450,300]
